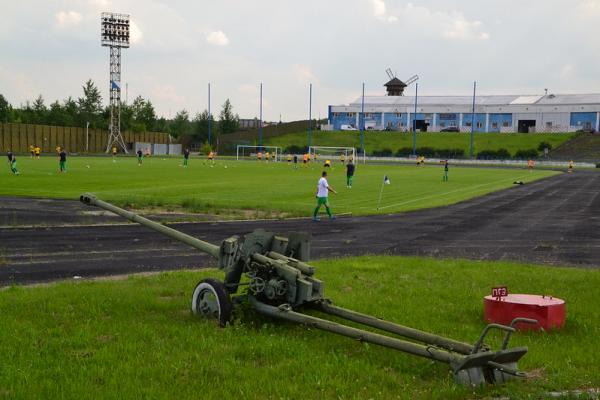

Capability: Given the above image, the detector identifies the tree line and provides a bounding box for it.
[0,79,240,145]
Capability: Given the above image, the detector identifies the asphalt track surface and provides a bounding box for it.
[1,170,599,285]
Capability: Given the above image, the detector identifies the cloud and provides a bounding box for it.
[371,0,386,17]
[291,64,319,85]
[442,13,490,40]
[395,4,489,41]
[54,11,82,29]
[371,0,397,22]
[130,20,143,44]
[206,30,229,46]
[151,84,185,104]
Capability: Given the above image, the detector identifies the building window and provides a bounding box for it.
[395,113,401,117]
[476,121,483,128]
[465,122,472,127]
[492,122,498,129]
[502,122,509,127]
[440,122,446,128]
[546,122,553,129]
[347,113,355,117]
[332,112,339,117]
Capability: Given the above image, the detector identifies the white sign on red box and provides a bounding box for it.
[492,286,508,299]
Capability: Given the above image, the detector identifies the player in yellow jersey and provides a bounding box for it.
[265,151,270,162]
[112,146,117,162]
[208,151,215,166]
[340,153,345,164]
[29,145,34,158]
[34,146,41,159]
[324,159,331,168]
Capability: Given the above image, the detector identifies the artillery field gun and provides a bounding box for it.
[80,193,535,386]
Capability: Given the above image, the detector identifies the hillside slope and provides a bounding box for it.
[549,133,600,161]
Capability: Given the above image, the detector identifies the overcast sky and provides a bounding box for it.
[2,0,599,121]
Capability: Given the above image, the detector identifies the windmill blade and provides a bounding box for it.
[385,68,395,80]
[404,74,419,86]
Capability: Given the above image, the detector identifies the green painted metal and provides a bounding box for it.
[80,193,534,386]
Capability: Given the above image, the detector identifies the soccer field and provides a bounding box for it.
[1,156,559,217]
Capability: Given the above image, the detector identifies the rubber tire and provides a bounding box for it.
[191,278,232,327]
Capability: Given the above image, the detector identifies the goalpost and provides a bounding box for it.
[236,145,282,161]
[309,146,357,163]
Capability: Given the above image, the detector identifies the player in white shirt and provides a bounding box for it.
[313,171,337,221]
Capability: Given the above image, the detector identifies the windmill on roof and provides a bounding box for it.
[384,68,418,96]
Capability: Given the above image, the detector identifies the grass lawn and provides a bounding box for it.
[264,131,576,156]
[0,156,559,217]
[0,256,598,399]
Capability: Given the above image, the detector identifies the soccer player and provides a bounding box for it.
[293,154,298,169]
[7,150,19,175]
[112,146,118,162]
[340,153,346,164]
[287,153,292,164]
[58,148,67,173]
[442,160,449,181]
[324,159,331,168]
[29,145,34,158]
[527,159,534,172]
[346,160,355,188]
[302,153,308,167]
[257,151,262,162]
[56,146,61,154]
[208,150,215,166]
[34,145,41,159]
[568,160,574,173]
[137,149,143,166]
[183,148,190,167]
[313,171,337,221]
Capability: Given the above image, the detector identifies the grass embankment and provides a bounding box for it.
[0,156,558,217]
[1,256,598,399]
[264,131,575,156]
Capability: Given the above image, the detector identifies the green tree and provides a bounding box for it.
[0,94,12,123]
[32,95,48,124]
[130,96,156,132]
[191,110,216,143]
[170,110,191,139]
[218,99,239,135]
[78,79,103,128]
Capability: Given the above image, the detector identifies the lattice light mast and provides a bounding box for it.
[101,12,130,153]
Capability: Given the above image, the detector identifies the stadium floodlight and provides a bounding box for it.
[101,12,130,154]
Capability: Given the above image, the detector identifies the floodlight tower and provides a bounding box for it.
[101,12,130,153]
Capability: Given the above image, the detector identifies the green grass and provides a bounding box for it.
[0,156,558,217]
[265,131,576,155]
[1,256,598,399]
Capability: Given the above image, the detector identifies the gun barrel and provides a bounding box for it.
[80,193,220,258]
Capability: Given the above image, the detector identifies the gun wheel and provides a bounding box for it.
[191,279,232,327]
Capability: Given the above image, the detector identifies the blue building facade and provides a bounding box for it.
[328,94,600,133]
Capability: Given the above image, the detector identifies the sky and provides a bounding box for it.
[2,0,600,121]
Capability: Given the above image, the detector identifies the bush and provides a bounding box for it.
[200,142,212,155]
[476,148,511,160]
[537,141,553,152]
[514,149,539,159]
[434,148,465,158]
[372,148,393,157]
[396,147,413,157]
[284,145,307,154]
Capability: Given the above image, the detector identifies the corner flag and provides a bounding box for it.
[377,174,391,210]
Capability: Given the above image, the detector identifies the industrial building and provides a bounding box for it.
[327,78,600,133]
